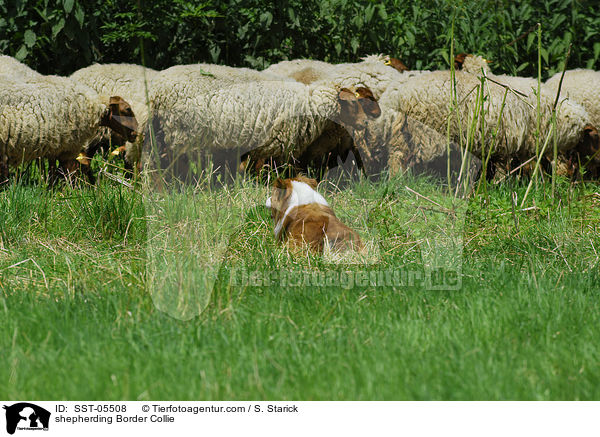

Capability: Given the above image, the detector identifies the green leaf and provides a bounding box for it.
[23,29,36,47]
[74,5,84,26]
[526,32,535,51]
[594,42,600,61]
[378,5,388,21]
[260,11,272,27]
[515,62,528,73]
[64,0,74,14]
[15,45,28,60]
[52,18,65,38]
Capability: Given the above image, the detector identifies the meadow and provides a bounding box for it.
[2,0,600,403]
[0,167,599,400]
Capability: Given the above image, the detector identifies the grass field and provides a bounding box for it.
[0,169,599,400]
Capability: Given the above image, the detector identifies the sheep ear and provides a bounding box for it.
[355,87,381,119]
[584,124,598,137]
[100,106,112,127]
[583,124,600,158]
[109,96,124,106]
[388,57,409,72]
[338,88,356,102]
[454,53,467,69]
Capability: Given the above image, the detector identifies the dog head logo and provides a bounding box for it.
[3,403,50,435]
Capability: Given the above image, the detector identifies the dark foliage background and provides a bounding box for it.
[0,0,598,77]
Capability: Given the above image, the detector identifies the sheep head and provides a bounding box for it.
[454,53,468,70]
[101,96,139,143]
[580,124,600,172]
[336,87,381,130]
[454,53,492,74]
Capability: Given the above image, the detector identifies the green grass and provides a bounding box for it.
[0,172,599,400]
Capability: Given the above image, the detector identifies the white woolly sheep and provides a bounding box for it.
[0,75,138,184]
[545,69,600,171]
[546,69,600,127]
[348,104,473,179]
[262,58,336,83]
[0,55,42,80]
[263,55,423,99]
[145,64,381,180]
[456,54,599,172]
[378,68,598,177]
[455,53,539,94]
[70,63,158,166]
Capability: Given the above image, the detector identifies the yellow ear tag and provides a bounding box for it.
[111,148,121,156]
[76,153,87,163]
[355,92,360,98]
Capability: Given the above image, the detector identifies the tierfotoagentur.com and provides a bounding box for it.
[230,267,461,289]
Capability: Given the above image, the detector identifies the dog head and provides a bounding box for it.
[266,176,326,237]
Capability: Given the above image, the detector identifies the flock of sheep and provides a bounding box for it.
[1,52,599,186]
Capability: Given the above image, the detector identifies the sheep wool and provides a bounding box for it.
[262,59,336,83]
[379,70,534,162]
[70,63,159,164]
[352,106,466,176]
[458,54,538,95]
[0,75,110,166]
[458,54,594,159]
[263,56,422,98]
[0,55,42,80]
[546,69,600,128]
[145,64,379,175]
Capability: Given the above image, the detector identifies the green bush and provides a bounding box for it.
[0,0,598,77]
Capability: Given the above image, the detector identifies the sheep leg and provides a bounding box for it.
[47,159,59,188]
[0,140,8,187]
[73,158,96,185]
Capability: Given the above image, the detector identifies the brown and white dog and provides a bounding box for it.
[265,176,362,252]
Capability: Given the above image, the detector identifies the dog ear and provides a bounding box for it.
[295,175,318,189]
[355,87,381,119]
[273,178,286,189]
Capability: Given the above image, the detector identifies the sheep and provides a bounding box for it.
[264,55,409,81]
[263,55,421,99]
[455,53,538,94]
[262,59,336,83]
[377,68,598,177]
[545,69,600,172]
[345,104,474,180]
[0,74,138,184]
[455,54,600,175]
[0,55,42,80]
[144,64,381,181]
[70,63,158,168]
[546,69,600,127]
[320,56,426,100]
[380,70,530,158]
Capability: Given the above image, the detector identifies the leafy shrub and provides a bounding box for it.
[0,0,598,77]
